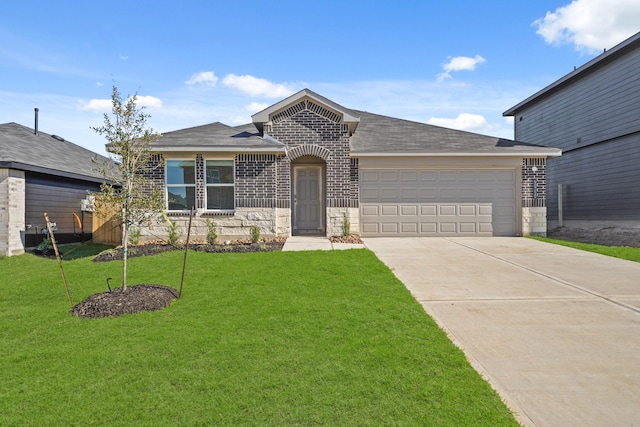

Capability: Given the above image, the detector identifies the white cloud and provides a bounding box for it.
[78,95,162,112]
[533,0,640,54]
[134,95,163,109]
[185,71,218,87]
[438,55,486,80]
[78,98,112,111]
[245,102,269,113]
[222,74,295,98]
[427,113,491,133]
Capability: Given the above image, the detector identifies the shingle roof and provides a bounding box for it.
[150,121,286,153]
[150,90,560,158]
[0,122,110,182]
[350,111,560,156]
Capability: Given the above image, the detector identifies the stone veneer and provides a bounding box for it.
[0,168,26,256]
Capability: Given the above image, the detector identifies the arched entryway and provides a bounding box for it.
[291,154,326,235]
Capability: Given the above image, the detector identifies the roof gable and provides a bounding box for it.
[251,88,360,135]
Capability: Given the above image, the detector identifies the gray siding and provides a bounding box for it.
[25,172,99,246]
[546,133,640,220]
[513,44,640,221]
[514,48,640,149]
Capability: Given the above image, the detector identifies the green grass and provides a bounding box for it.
[0,249,518,426]
[529,236,640,263]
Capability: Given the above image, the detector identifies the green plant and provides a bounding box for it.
[250,225,261,243]
[91,85,164,290]
[0,250,518,426]
[162,211,181,246]
[342,211,351,237]
[206,219,218,245]
[36,236,53,252]
[128,226,141,245]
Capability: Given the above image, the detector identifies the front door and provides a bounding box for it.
[293,166,323,234]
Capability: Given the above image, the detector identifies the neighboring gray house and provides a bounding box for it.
[504,31,640,227]
[146,89,560,241]
[0,119,109,255]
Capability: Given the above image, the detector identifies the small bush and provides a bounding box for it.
[250,225,261,243]
[128,226,141,245]
[162,212,181,246]
[342,212,351,237]
[206,219,218,245]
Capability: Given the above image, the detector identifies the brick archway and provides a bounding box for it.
[287,144,331,161]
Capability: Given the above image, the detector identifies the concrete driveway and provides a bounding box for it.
[364,237,640,427]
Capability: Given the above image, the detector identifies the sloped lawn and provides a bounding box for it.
[0,249,518,426]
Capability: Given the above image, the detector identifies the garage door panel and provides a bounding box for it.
[421,205,437,215]
[439,205,457,215]
[459,205,476,216]
[360,168,517,237]
[361,205,379,216]
[459,223,477,233]
[381,223,399,233]
[401,205,418,216]
[381,205,398,216]
[401,223,418,233]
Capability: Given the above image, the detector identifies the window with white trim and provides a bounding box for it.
[166,160,195,210]
[206,159,234,211]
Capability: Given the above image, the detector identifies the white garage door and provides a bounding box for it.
[360,169,517,237]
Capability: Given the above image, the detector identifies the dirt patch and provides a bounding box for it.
[93,238,286,262]
[548,226,640,248]
[329,234,364,244]
[71,284,179,319]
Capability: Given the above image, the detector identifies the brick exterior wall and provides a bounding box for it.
[267,99,358,209]
[522,158,547,207]
[235,154,277,208]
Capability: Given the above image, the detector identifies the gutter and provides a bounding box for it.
[351,150,562,158]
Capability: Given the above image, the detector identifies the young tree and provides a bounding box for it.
[93,86,164,291]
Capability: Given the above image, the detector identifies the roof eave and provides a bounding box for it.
[151,146,286,153]
[351,150,562,158]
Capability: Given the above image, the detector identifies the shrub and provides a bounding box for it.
[342,212,351,237]
[128,226,141,245]
[250,225,261,243]
[206,219,218,245]
[162,212,181,246]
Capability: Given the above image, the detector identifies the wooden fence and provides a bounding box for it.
[92,206,122,245]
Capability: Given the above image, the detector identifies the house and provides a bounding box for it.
[504,31,640,229]
[0,116,110,256]
[144,89,560,241]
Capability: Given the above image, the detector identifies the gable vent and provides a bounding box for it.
[271,100,342,125]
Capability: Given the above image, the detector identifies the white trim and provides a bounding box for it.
[352,151,562,158]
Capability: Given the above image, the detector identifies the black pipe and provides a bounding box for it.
[34,108,39,135]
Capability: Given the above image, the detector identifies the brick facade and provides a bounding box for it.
[266,99,358,210]
[522,158,547,207]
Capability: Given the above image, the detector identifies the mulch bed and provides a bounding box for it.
[92,238,286,262]
[71,284,179,319]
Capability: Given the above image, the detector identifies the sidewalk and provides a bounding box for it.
[282,236,365,251]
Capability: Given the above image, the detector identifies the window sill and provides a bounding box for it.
[202,211,235,217]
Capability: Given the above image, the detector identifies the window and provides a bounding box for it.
[206,160,234,211]
[166,160,195,210]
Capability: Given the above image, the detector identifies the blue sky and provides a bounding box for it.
[1,0,639,156]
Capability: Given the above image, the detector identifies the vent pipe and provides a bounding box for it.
[34,108,39,136]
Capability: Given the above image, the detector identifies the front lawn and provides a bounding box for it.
[529,236,640,263]
[0,249,517,426]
